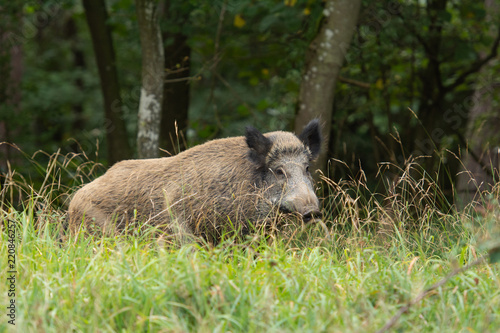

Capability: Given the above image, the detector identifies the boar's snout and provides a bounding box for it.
[278,190,322,223]
[279,204,322,223]
[302,209,322,223]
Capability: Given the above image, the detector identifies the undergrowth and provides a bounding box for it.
[1,150,499,332]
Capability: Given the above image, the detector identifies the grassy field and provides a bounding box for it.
[1,153,500,332]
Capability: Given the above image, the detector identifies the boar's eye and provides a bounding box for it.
[306,165,310,173]
[275,167,285,177]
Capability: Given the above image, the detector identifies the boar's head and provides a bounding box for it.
[246,119,322,223]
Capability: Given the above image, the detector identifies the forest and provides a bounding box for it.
[1,0,500,331]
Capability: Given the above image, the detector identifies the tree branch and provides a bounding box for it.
[164,75,200,84]
[396,12,432,56]
[444,25,500,93]
[377,256,486,333]
[338,76,371,89]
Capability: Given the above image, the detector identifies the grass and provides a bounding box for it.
[1,151,500,332]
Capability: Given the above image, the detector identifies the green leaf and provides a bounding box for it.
[257,99,269,111]
[249,77,260,86]
[237,104,250,116]
[438,10,452,22]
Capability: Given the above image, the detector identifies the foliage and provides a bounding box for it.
[332,0,500,183]
[187,0,324,140]
[3,0,325,162]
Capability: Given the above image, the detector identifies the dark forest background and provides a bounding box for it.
[1,0,499,209]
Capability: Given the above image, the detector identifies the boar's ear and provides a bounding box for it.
[245,126,272,165]
[298,119,322,160]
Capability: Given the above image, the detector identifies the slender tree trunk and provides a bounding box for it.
[295,0,361,175]
[83,0,132,164]
[0,4,23,172]
[159,0,191,155]
[135,0,164,158]
[411,0,447,165]
[64,17,86,152]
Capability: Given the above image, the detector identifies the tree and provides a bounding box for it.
[455,70,500,208]
[0,3,22,172]
[294,0,361,175]
[135,0,164,158]
[64,17,86,151]
[456,0,500,209]
[324,0,500,194]
[83,0,132,164]
[396,0,500,173]
[159,1,191,155]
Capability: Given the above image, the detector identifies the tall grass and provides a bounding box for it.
[1,150,499,332]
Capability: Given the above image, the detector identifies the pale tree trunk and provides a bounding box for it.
[295,0,361,175]
[136,0,164,158]
[455,0,500,210]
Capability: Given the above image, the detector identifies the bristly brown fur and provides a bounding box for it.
[68,120,322,244]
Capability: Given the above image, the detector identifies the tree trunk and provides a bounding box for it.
[135,0,164,158]
[64,17,86,153]
[0,4,23,172]
[410,0,447,165]
[295,0,361,175]
[455,79,500,209]
[455,0,500,209]
[159,1,191,155]
[83,0,132,164]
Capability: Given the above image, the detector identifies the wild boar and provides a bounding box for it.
[68,119,322,242]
